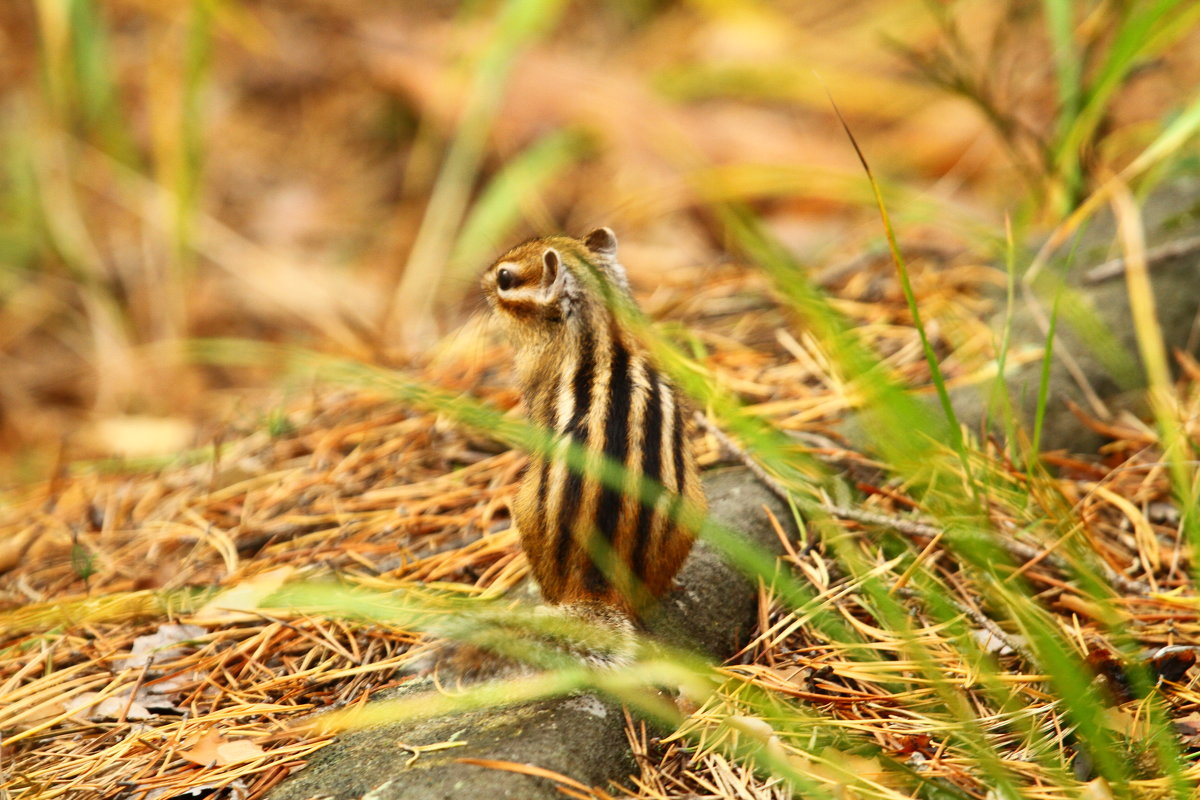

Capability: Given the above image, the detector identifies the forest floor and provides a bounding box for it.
[2,2,1199,798]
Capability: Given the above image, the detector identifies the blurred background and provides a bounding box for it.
[1,0,1198,481]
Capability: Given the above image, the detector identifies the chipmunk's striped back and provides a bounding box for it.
[481,228,705,617]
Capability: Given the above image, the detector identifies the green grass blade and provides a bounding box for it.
[1043,0,1082,205]
[1054,0,1195,207]
[828,97,978,497]
[1030,290,1059,457]
[390,0,568,341]
[446,127,589,289]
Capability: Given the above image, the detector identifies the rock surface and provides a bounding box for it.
[958,177,1200,453]
[840,178,1200,454]
[266,468,793,800]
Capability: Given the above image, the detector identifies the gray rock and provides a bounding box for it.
[266,468,792,800]
[842,178,1200,454]
[962,177,1200,453]
[265,687,631,800]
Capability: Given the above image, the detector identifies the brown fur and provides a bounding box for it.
[483,228,706,620]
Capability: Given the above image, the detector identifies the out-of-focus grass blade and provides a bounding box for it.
[987,216,1019,452]
[1042,0,1081,207]
[1055,1,1197,195]
[693,162,995,242]
[186,338,861,651]
[64,0,137,164]
[0,119,40,269]
[1030,80,1200,275]
[391,0,568,345]
[445,127,589,293]
[828,95,975,491]
[146,1,215,338]
[714,206,949,479]
[0,588,212,638]
[1110,179,1200,565]
[1030,291,1059,457]
[1042,0,1080,129]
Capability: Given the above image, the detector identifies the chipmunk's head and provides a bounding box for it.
[482,227,629,342]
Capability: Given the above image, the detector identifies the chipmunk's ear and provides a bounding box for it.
[541,246,573,301]
[541,247,561,286]
[583,227,618,257]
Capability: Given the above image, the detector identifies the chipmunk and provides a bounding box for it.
[432,228,706,680]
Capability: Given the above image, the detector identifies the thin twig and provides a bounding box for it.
[117,655,155,725]
[1083,234,1200,284]
[894,586,1033,664]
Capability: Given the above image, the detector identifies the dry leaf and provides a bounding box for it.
[179,730,266,766]
[179,730,224,766]
[1079,777,1115,800]
[120,623,208,670]
[1174,712,1200,747]
[215,738,267,765]
[1100,707,1139,738]
[64,692,152,721]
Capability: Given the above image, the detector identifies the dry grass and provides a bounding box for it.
[2,251,1199,797]
[3,0,1197,477]
[3,2,1200,798]
[0,390,515,797]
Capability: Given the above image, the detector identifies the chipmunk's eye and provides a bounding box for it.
[496,268,516,291]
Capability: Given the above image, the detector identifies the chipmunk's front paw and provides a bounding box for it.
[422,639,535,685]
[406,603,637,685]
